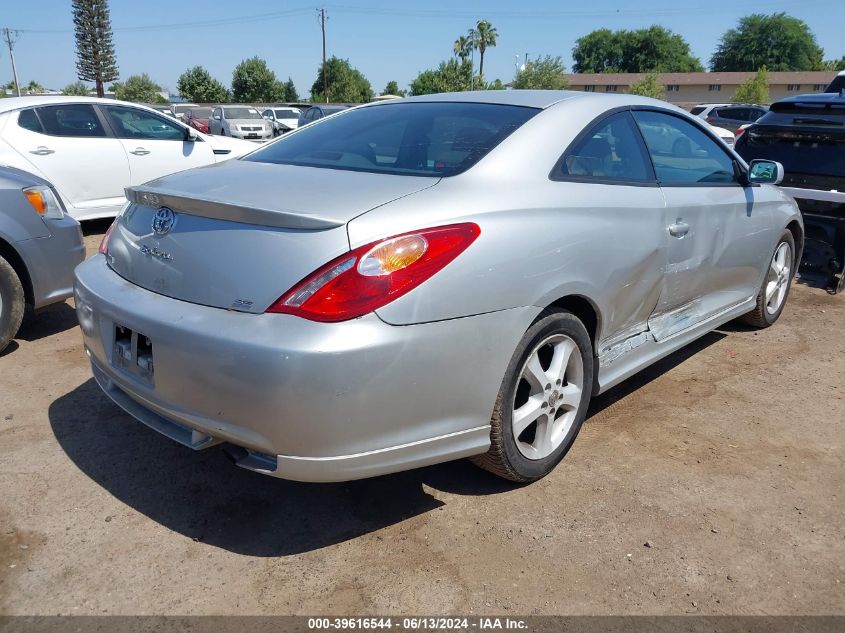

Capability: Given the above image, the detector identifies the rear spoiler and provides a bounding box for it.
[125,187,344,231]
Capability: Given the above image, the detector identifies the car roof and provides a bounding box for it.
[368,90,686,111]
[0,95,175,115]
[775,92,845,105]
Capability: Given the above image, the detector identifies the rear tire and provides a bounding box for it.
[472,309,594,482]
[739,230,795,328]
[0,254,25,353]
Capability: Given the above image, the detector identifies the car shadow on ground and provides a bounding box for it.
[49,331,725,558]
[48,378,518,557]
[15,302,79,342]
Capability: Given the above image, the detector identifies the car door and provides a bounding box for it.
[100,104,215,186]
[632,109,774,340]
[554,111,668,347]
[2,104,130,218]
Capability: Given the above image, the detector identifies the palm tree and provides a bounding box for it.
[453,35,472,62]
[473,20,498,79]
[26,80,44,95]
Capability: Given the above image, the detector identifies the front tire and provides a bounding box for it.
[739,230,795,328]
[472,309,594,482]
[0,254,25,352]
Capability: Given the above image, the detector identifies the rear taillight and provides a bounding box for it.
[98,220,116,255]
[705,116,715,124]
[735,127,747,140]
[267,223,481,322]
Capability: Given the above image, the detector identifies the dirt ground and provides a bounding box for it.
[0,223,843,616]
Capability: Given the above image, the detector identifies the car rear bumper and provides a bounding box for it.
[74,256,534,481]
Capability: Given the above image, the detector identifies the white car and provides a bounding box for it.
[0,97,255,221]
[171,103,198,121]
[709,124,736,147]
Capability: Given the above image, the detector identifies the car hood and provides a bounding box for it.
[200,133,255,158]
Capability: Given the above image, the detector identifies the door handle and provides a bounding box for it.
[29,146,55,156]
[130,147,150,156]
[668,220,690,238]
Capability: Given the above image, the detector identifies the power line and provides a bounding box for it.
[9,0,839,35]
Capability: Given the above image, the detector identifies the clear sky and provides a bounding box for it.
[4,0,844,97]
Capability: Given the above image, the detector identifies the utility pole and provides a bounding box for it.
[2,28,21,97]
[319,8,328,103]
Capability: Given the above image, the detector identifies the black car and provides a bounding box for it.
[735,92,845,292]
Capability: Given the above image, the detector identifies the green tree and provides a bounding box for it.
[382,80,405,97]
[310,57,373,103]
[821,56,845,71]
[486,79,505,90]
[25,80,44,95]
[627,73,664,99]
[711,13,823,71]
[177,66,230,103]
[281,77,299,101]
[232,57,281,102]
[72,0,119,97]
[113,73,166,103]
[512,55,568,90]
[453,35,472,62]
[732,67,769,104]
[62,81,90,96]
[469,20,498,79]
[410,59,473,96]
[573,26,702,73]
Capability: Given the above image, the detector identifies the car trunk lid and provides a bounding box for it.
[105,160,439,313]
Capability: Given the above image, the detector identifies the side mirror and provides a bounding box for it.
[184,126,198,141]
[748,159,784,185]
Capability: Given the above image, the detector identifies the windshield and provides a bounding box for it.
[224,107,262,120]
[244,102,538,177]
[191,108,213,118]
[173,104,194,114]
[274,109,299,120]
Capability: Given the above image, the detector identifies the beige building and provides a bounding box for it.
[564,71,838,108]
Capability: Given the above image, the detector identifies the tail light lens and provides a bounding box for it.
[735,127,747,140]
[705,116,714,124]
[98,220,116,255]
[267,223,481,322]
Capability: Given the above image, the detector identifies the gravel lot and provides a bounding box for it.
[1,223,843,616]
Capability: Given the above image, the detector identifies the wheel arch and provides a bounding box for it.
[786,219,804,266]
[541,294,601,356]
[0,237,33,306]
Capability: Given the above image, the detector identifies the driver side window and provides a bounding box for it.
[632,110,737,185]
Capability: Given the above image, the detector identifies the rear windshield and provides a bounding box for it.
[762,100,845,126]
[244,102,539,177]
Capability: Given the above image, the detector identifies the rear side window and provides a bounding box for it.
[17,109,43,133]
[556,112,653,183]
[690,106,706,116]
[633,110,737,185]
[36,104,106,137]
[245,102,539,177]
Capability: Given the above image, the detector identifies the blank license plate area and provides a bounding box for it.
[113,324,154,382]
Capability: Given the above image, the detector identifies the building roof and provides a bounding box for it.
[565,71,838,86]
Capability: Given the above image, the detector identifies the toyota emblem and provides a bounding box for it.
[152,207,176,236]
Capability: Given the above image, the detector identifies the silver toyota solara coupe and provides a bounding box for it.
[74,91,802,483]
